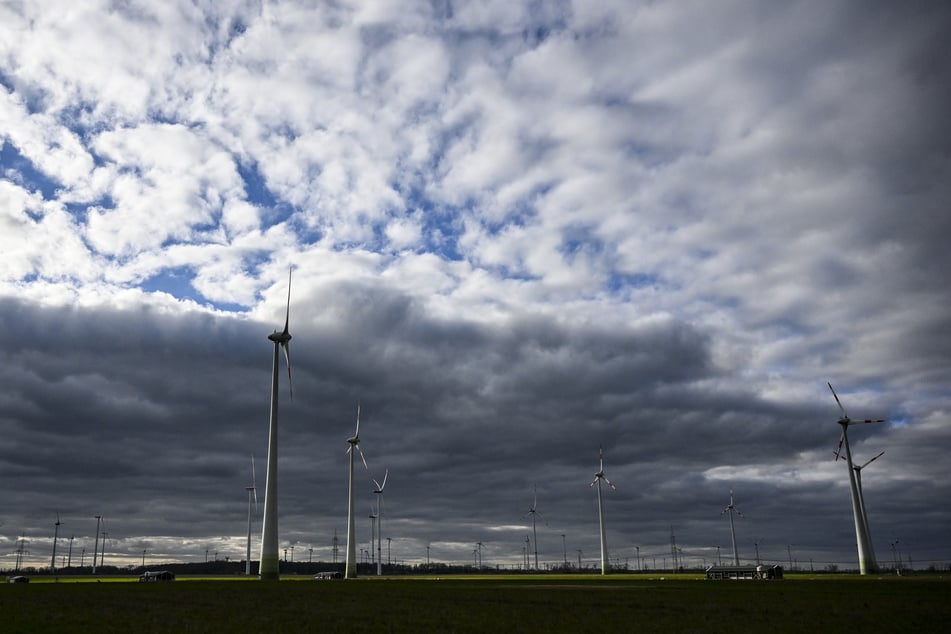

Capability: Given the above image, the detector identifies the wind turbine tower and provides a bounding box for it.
[590,445,616,575]
[828,382,885,575]
[51,513,62,571]
[722,490,742,566]
[92,515,102,574]
[260,269,294,581]
[345,404,368,578]
[245,455,258,575]
[373,469,388,576]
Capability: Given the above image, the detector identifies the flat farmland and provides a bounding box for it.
[3,574,949,633]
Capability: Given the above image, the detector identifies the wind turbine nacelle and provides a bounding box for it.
[268,331,292,344]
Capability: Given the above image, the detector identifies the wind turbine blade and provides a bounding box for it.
[282,341,293,399]
[827,382,848,418]
[856,418,886,424]
[605,477,616,491]
[358,446,369,470]
[589,478,598,487]
[833,430,845,461]
[379,469,388,491]
[251,455,258,508]
[355,403,361,437]
[283,267,292,335]
[860,450,886,469]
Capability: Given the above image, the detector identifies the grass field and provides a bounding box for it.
[3,573,950,632]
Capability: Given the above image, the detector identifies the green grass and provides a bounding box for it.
[3,574,950,632]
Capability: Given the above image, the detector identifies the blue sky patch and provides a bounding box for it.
[1,141,61,199]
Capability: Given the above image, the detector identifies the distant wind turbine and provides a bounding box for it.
[828,382,885,575]
[51,512,62,572]
[590,445,615,575]
[524,485,545,571]
[245,455,258,576]
[92,515,102,574]
[373,469,388,576]
[722,489,742,566]
[260,268,294,581]
[345,404,369,579]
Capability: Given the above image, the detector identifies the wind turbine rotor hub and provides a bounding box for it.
[268,331,292,344]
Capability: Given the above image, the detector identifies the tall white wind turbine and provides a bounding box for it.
[828,382,885,575]
[590,445,616,575]
[260,269,293,581]
[852,449,885,566]
[245,455,258,575]
[524,485,545,571]
[373,469,388,576]
[722,490,742,566]
[345,404,368,579]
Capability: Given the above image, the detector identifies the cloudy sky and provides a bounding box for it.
[2,0,949,573]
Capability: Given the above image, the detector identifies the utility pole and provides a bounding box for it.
[14,536,28,572]
[562,534,567,569]
[387,537,392,566]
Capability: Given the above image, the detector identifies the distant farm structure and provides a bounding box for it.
[705,565,784,580]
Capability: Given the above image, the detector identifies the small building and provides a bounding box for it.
[314,571,343,580]
[139,570,176,582]
[705,565,783,580]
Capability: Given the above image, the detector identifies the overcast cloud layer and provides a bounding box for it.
[2,0,950,572]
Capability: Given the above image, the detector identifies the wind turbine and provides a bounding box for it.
[828,382,885,575]
[851,449,885,568]
[373,469,388,576]
[368,508,377,569]
[245,455,258,576]
[345,404,368,579]
[260,268,293,581]
[722,489,742,566]
[590,445,615,575]
[92,515,102,574]
[524,485,545,571]
[51,512,62,572]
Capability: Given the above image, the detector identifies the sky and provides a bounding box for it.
[1,0,950,573]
